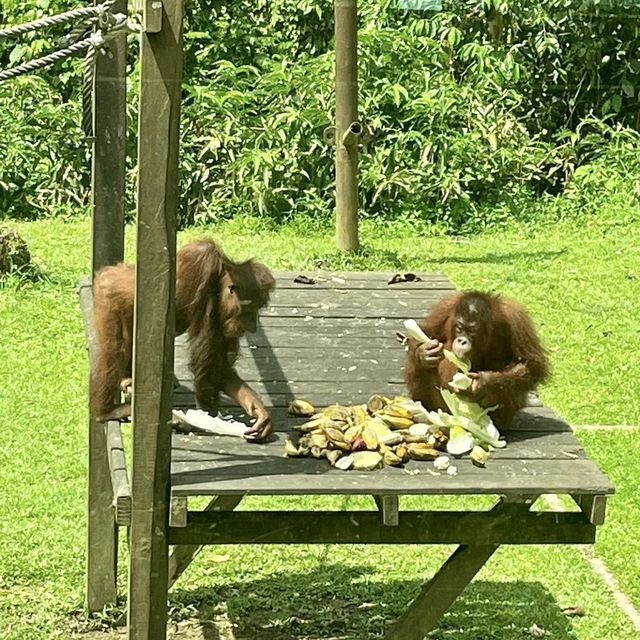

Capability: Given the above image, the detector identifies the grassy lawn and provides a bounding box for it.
[0,214,638,639]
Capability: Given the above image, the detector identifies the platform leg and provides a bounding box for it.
[385,543,497,640]
[385,495,537,640]
[86,418,118,612]
[168,495,243,588]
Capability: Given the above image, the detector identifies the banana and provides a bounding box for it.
[288,399,316,417]
[362,426,378,451]
[383,404,414,420]
[380,414,414,430]
[407,443,440,461]
[283,439,300,457]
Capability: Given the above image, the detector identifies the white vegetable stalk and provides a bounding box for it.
[403,319,432,344]
[172,409,250,437]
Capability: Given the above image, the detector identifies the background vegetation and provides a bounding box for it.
[2,0,640,229]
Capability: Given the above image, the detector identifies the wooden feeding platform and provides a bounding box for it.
[80,270,613,639]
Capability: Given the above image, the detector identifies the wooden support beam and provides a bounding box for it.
[373,495,399,526]
[572,494,607,525]
[384,495,538,640]
[137,0,163,33]
[168,509,595,546]
[91,0,127,272]
[334,0,359,251]
[168,495,243,588]
[86,417,119,613]
[86,0,127,613]
[126,0,183,638]
[385,544,497,640]
[106,420,132,526]
[169,495,188,528]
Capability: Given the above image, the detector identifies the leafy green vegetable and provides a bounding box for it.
[443,349,471,374]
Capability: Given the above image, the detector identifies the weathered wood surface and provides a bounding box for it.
[270,270,452,289]
[79,279,118,612]
[127,1,184,638]
[91,0,126,273]
[168,509,595,546]
[170,433,613,496]
[107,420,132,526]
[169,271,611,498]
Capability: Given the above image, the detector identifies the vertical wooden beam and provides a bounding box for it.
[91,0,127,272]
[373,495,399,526]
[127,0,184,638]
[86,0,127,613]
[334,0,359,252]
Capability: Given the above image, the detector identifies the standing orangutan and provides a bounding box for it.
[404,290,549,427]
[91,238,276,441]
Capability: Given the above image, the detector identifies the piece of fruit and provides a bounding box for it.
[335,455,354,470]
[283,439,300,457]
[352,451,383,470]
[288,399,316,416]
[407,443,440,461]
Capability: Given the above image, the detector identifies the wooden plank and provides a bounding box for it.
[572,494,607,525]
[168,495,243,588]
[268,288,452,304]
[170,438,614,496]
[273,281,454,290]
[106,420,132,526]
[271,270,450,282]
[261,300,443,318]
[127,1,183,638]
[170,428,584,459]
[186,362,405,384]
[168,510,595,545]
[177,380,402,399]
[80,276,118,612]
[85,1,128,613]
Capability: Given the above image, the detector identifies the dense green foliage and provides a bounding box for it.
[2,0,640,228]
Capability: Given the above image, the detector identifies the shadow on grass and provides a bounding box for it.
[425,248,567,266]
[170,564,578,640]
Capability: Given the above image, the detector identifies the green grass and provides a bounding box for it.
[577,428,640,609]
[0,213,639,639]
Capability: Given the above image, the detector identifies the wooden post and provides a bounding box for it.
[384,495,539,640]
[334,0,360,252]
[127,0,184,637]
[86,0,127,614]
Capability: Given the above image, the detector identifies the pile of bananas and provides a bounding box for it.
[283,395,449,471]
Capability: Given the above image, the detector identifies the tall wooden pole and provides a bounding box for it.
[334,0,360,252]
[127,0,183,637]
[86,0,127,614]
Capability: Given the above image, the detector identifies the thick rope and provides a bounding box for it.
[0,33,104,82]
[0,1,114,39]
